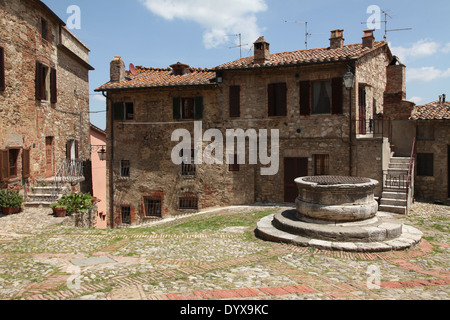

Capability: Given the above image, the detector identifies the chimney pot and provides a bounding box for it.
[330,29,344,49]
[254,36,270,64]
[362,29,375,49]
[443,94,446,103]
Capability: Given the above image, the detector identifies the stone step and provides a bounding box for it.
[389,163,410,169]
[380,198,407,207]
[382,191,407,200]
[379,204,407,215]
[390,157,411,164]
[383,187,408,194]
[31,186,68,195]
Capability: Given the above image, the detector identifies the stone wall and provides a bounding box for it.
[0,0,91,193]
[415,122,450,202]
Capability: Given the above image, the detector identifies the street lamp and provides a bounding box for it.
[97,147,107,161]
[343,71,354,176]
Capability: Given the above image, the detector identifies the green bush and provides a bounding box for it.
[0,190,24,208]
[57,193,94,216]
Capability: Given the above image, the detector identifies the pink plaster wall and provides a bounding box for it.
[90,125,107,229]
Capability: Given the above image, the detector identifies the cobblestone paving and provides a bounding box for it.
[0,203,448,301]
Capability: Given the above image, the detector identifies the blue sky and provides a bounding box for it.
[42,0,450,130]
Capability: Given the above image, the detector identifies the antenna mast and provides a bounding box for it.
[285,21,324,49]
[226,33,248,59]
[362,9,412,40]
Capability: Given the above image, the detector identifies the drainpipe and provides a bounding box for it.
[102,91,115,229]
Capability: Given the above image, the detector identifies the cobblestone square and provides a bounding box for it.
[0,202,448,300]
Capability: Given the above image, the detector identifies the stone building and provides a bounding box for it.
[409,96,449,203]
[0,0,94,202]
[96,29,415,227]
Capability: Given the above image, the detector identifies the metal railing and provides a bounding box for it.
[356,118,386,137]
[383,171,408,190]
[51,159,85,201]
[405,138,416,210]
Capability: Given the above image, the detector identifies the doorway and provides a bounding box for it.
[45,137,53,177]
[284,157,308,203]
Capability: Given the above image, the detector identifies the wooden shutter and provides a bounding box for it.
[0,46,5,92]
[268,83,276,116]
[35,61,44,100]
[194,96,204,119]
[22,149,31,179]
[331,77,343,115]
[276,83,287,116]
[50,68,57,103]
[75,140,79,159]
[173,97,181,120]
[0,150,9,182]
[229,85,241,117]
[299,81,311,116]
[113,102,124,121]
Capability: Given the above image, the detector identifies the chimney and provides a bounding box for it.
[329,29,344,49]
[362,29,375,49]
[443,94,446,103]
[110,56,125,83]
[254,36,270,64]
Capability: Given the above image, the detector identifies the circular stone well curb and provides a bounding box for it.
[255,210,423,253]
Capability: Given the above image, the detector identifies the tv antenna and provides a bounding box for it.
[285,20,324,49]
[362,9,412,40]
[226,33,248,59]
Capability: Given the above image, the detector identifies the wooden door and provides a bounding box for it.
[45,137,53,177]
[448,146,450,198]
[358,87,367,134]
[284,157,308,203]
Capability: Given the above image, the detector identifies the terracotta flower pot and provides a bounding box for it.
[54,207,67,217]
[1,207,19,215]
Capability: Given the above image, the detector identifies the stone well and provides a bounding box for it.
[256,176,423,252]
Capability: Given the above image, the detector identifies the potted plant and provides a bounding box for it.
[60,193,94,216]
[50,202,68,217]
[0,190,23,215]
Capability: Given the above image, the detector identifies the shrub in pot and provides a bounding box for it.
[0,190,23,215]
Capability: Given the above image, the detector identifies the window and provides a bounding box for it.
[229,86,241,117]
[300,78,343,115]
[417,154,434,177]
[41,18,48,40]
[120,160,130,177]
[0,46,5,92]
[66,140,79,160]
[268,83,287,116]
[144,198,162,218]
[179,196,199,210]
[181,149,196,176]
[0,149,22,181]
[121,206,131,224]
[229,154,240,172]
[314,154,330,176]
[35,61,56,102]
[417,125,434,141]
[173,96,203,120]
[312,81,331,114]
[113,102,134,121]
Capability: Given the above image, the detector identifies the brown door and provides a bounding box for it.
[284,157,308,203]
[359,87,367,135]
[45,137,53,177]
[448,146,450,198]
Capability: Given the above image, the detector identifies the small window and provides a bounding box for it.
[8,149,20,178]
[121,206,131,224]
[181,149,196,176]
[125,103,134,121]
[144,198,162,218]
[179,196,198,210]
[229,154,240,172]
[417,125,434,141]
[120,160,130,177]
[229,86,241,117]
[417,153,434,177]
[314,154,330,176]
[113,102,134,121]
[173,97,204,120]
[41,19,48,40]
[312,81,331,114]
[182,98,194,119]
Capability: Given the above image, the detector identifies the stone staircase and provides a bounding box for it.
[24,178,70,207]
[379,156,411,215]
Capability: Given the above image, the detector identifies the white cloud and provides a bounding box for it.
[409,96,426,105]
[390,39,441,62]
[139,0,267,49]
[407,66,450,83]
[442,43,450,54]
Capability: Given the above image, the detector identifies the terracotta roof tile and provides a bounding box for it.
[410,101,450,120]
[214,41,388,70]
[96,65,216,91]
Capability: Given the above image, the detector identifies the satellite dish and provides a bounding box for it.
[129,63,137,76]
